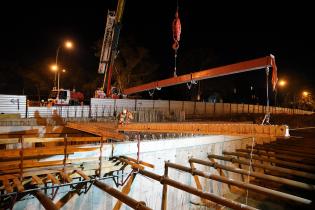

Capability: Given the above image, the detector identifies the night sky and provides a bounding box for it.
[0,1,314,103]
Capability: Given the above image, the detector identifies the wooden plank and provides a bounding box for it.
[23,137,64,143]
[59,171,72,183]
[32,175,43,185]
[75,170,90,180]
[119,158,144,170]
[1,160,123,178]
[0,138,19,144]
[113,173,136,210]
[0,174,18,180]
[47,173,60,185]
[118,122,283,137]
[66,122,127,141]
[67,136,102,142]
[0,157,102,171]
[0,160,64,171]
[3,177,13,193]
[55,182,86,209]
[0,145,99,158]
[12,178,24,192]
[121,156,155,169]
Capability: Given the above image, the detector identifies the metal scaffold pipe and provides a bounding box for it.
[236,148,314,163]
[223,151,315,172]
[252,145,315,159]
[94,180,151,210]
[208,154,315,180]
[165,161,311,204]
[32,190,59,210]
[138,169,258,210]
[189,158,315,191]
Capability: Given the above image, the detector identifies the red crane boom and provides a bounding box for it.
[123,54,277,95]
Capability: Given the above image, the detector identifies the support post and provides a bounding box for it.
[99,138,104,178]
[138,169,258,210]
[113,173,137,210]
[63,134,68,171]
[19,136,24,181]
[161,161,169,210]
[189,161,222,209]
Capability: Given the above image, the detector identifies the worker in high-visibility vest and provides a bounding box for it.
[118,109,133,125]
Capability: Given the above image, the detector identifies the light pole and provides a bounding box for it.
[58,69,66,91]
[275,79,287,106]
[51,64,58,90]
[53,40,73,90]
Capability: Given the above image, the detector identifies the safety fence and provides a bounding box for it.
[0,95,26,118]
[0,95,313,121]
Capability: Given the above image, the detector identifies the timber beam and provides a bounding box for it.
[119,122,288,137]
[66,122,127,141]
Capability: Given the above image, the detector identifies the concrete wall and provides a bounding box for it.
[12,134,273,210]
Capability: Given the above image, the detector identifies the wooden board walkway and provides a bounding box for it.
[66,122,127,141]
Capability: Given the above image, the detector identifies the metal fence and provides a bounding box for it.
[0,95,313,121]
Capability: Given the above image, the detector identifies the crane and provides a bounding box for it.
[97,0,126,98]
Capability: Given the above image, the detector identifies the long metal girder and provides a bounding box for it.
[123,54,277,95]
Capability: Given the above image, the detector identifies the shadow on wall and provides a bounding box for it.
[34,110,47,126]
[52,110,65,125]
[34,110,65,126]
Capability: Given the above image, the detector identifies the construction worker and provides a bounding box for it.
[118,109,133,125]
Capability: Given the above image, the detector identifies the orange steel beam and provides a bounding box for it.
[123,54,276,95]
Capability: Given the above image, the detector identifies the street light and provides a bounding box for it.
[278,79,287,87]
[275,79,287,106]
[65,41,73,49]
[53,40,73,90]
[302,91,309,97]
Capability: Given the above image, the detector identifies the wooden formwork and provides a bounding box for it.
[118,122,288,137]
[0,125,314,210]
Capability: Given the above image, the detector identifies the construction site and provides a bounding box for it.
[1,49,315,210]
[1,1,315,210]
[1,97,315,210]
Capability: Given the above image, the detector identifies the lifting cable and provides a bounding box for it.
[246,63,277,203]
[245,136,256,205]
[148,89,155,97]
[262,67,271,125]
[186,80,197,90]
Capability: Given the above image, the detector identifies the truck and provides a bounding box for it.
[48,89,84,105]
